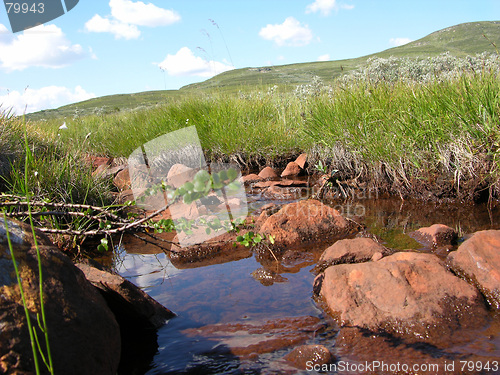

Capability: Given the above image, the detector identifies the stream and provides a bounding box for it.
[108,193,500,374]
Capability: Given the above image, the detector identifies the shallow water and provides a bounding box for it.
[111,196,500,374]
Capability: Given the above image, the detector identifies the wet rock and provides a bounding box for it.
[251,267,288,286]
[76,261,175,329]
[242,173,263,183]
[182,316,325,359]
[281,249,315,267]
[168,230,252,266]
[258,199,360,249]
[316,237,391,271]
[0,218,120,374]
[336,327,482,375]
[284,344,332,370]
[447,230,500,308]
[314,252,488,346]
[294,153,308,169]
[410,224,458,247]
[281,161,302,177]
[258,166,278,179]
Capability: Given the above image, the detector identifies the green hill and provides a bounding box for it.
[26,21,500,121]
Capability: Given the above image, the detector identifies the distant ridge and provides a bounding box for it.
[27,21,500,120]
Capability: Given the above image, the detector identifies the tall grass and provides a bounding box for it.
[50,93,308,164]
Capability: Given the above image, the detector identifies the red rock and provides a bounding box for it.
[259,199,360,248]
[167,164,197,188]
[317,237,391,270]
[314,252,488,345]
[113,166,131,190]
[281,161,302,177]
[87,156,113,169]
[294,153,308,169]
[242,173,263,183]
[284,344,332,370]
[258,166,278,179]
[411,224,457,247]
[447,230,500,308]
[0,219,120,374]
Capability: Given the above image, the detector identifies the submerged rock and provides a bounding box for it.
[251,267,288,286]
[182,316,325,360]
[336,327,485,375]
[447,229,500,308]
[258,199,360,249]
[0,218,120,374]
[284,344,332,370]
[314,251,488,346]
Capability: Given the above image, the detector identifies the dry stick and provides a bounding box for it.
[0,200,128,223]
[37,205,170,237]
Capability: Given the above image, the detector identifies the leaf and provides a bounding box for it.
[269,235,275,245]
[236,235,244,242]
[227,168,238,181]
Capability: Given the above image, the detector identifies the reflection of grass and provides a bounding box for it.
[370,225,423,250]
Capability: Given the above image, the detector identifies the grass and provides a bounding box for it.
[28,62,499,203]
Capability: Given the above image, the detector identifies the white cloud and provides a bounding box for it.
[0,86,96,115]
[306,0,354,16]
[0,23,87,71]
[259,17,313,47]
[110,0,180,27]
[389,37,413,47]
[85,0,180,39]
[317,54,330,61]
[85,14,140,40]
[157,47,234,78]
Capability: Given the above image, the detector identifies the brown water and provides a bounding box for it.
[111,196,500,375]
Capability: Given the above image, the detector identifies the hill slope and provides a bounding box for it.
[27,21,500,120]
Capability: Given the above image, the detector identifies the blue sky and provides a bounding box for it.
[0,0,499,114]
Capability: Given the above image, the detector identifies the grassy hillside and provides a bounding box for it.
[25,21,500,120]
